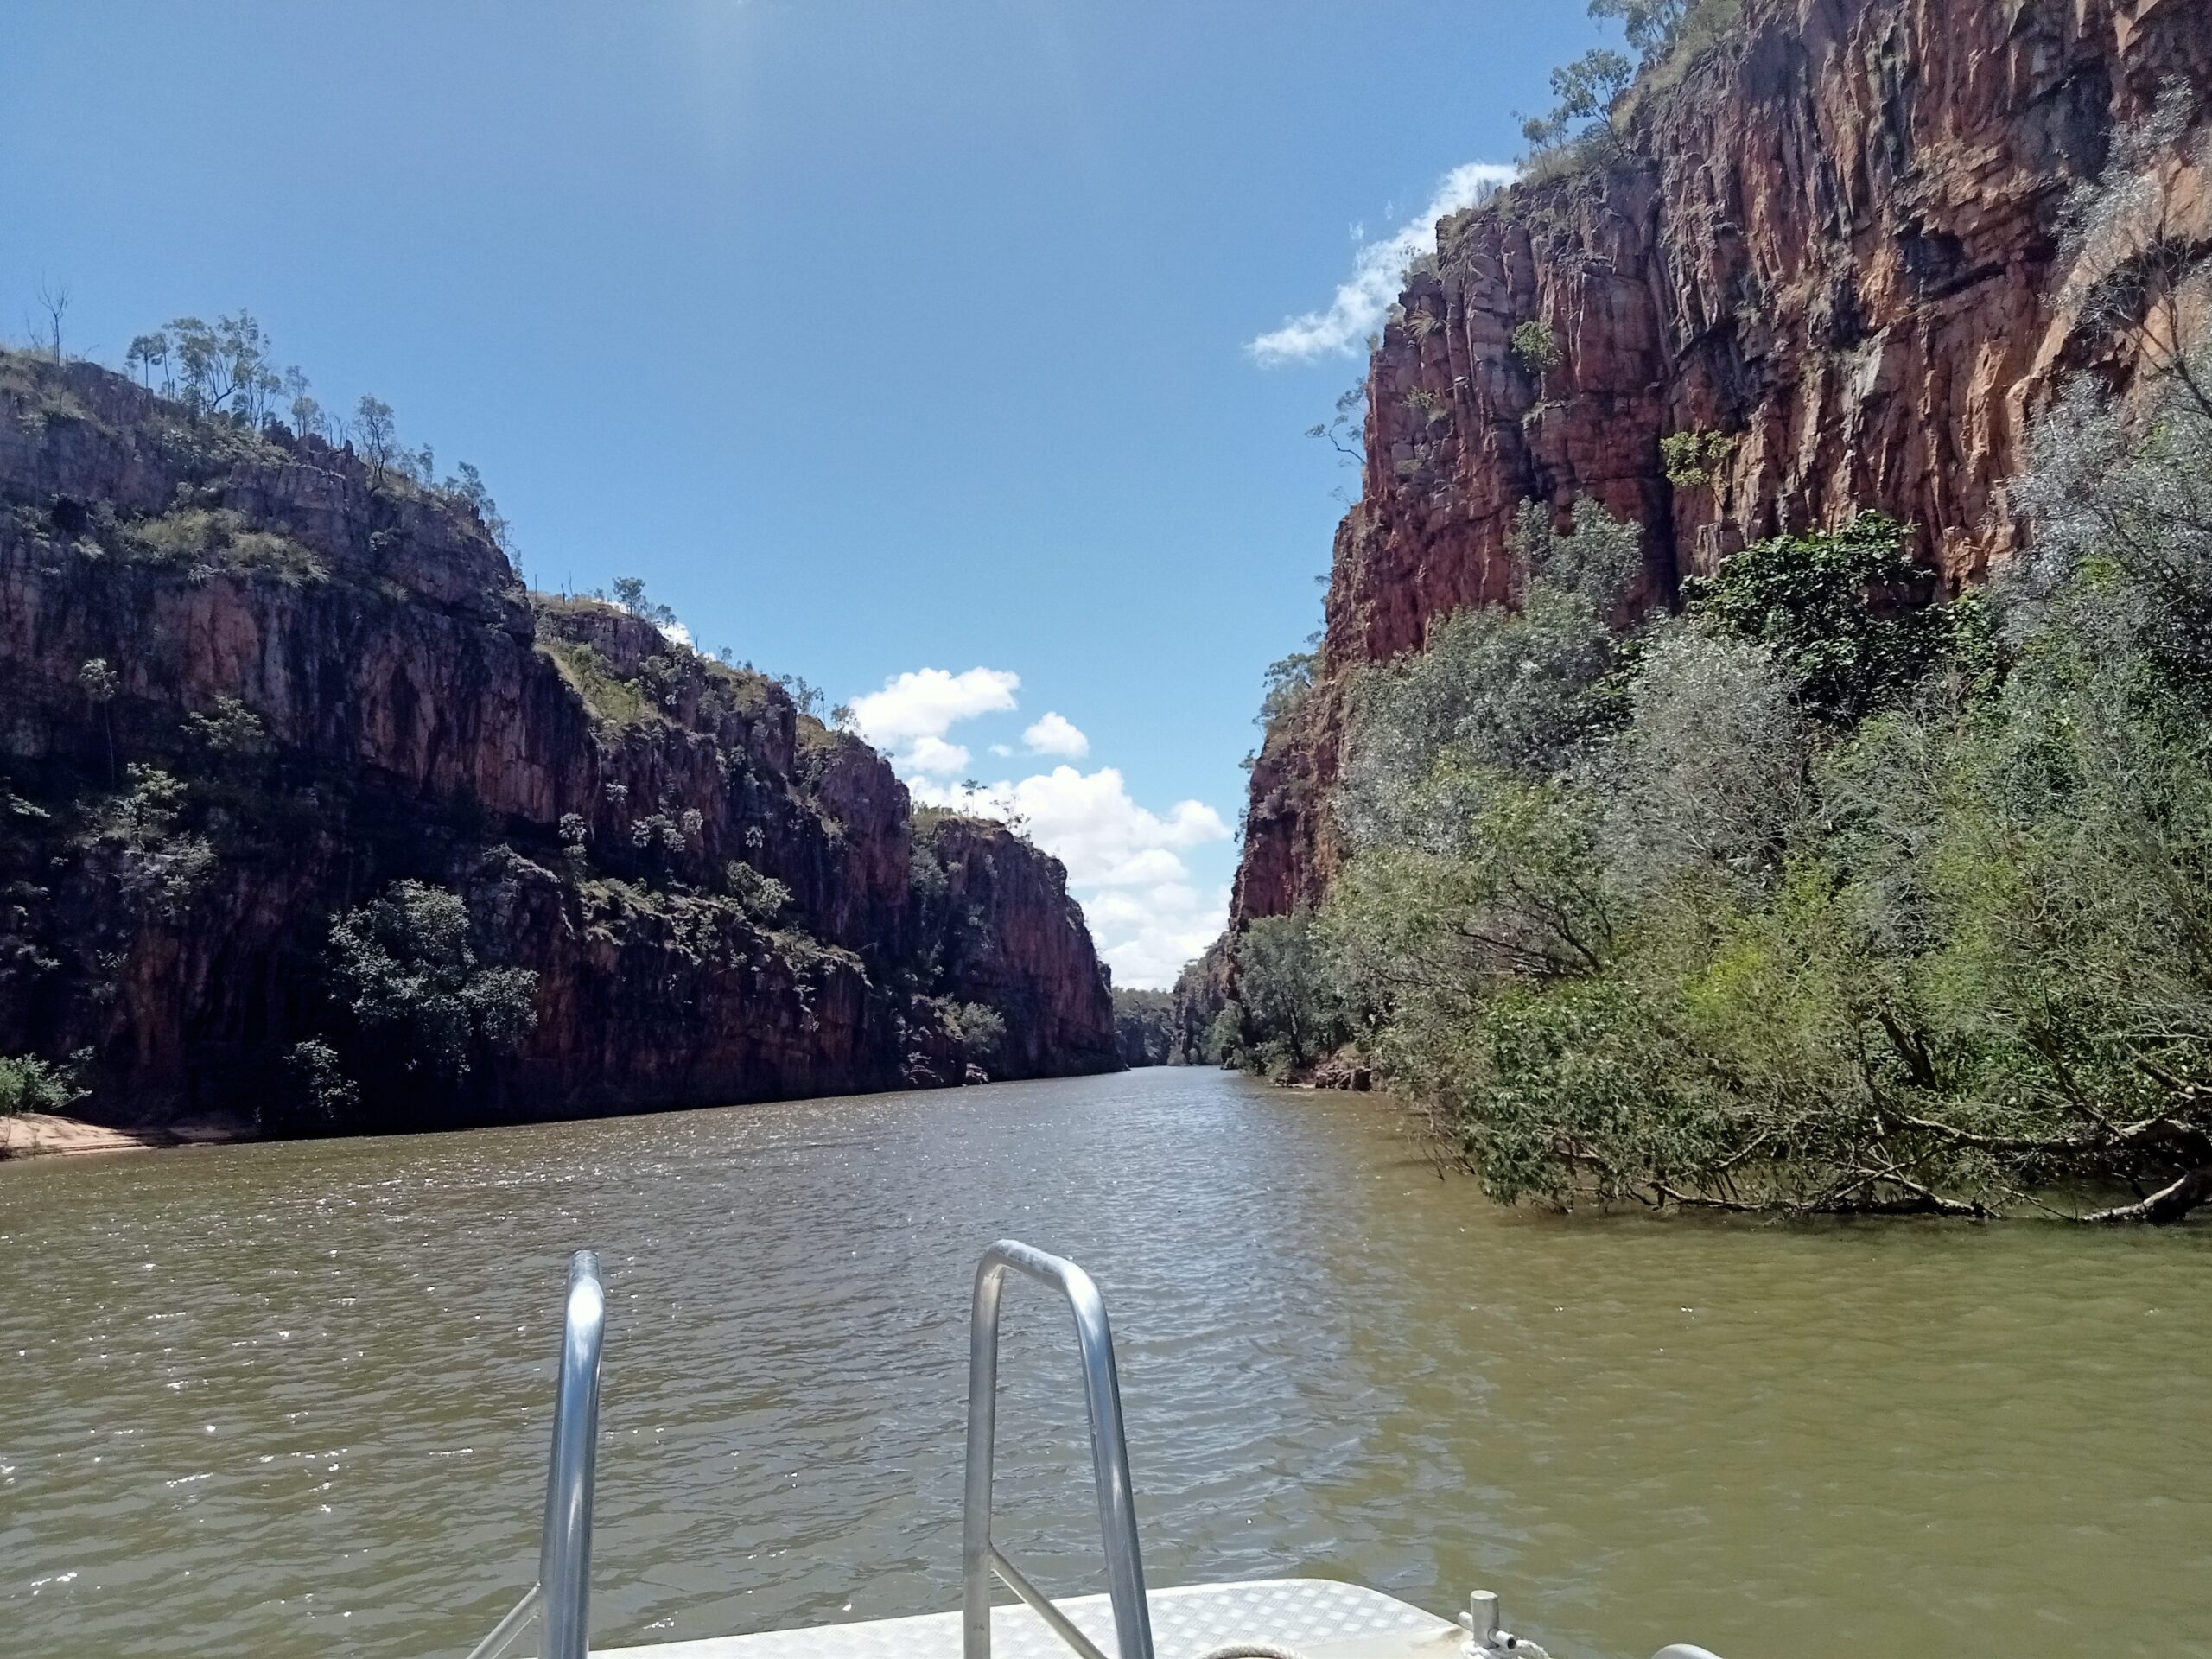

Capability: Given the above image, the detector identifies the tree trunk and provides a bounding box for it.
[2081,1164,2212,1224]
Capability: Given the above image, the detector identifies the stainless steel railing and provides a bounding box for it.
[962,1240,1154,1659]
[465,1249,607,1659]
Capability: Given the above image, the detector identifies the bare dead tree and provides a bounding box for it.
[31,279,70,364]
[2056,81,2212,420]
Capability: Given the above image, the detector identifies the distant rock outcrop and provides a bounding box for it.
[0,351,1118,1132]
[1109,987,1175,1067]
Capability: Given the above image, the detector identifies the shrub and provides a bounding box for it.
[943,1001,1007,1065]
[724,859,791,923]
[1659,428,1732,489]
[0,1054,83,1116]
[1681,512,1961,723]
[1509,320,1562,373]
[327,880,538,1078]
[122,506,325,582]
[1336,498,1641,852]
[542,639,659,727]
[84,765,215,915]
[1403,386,1451,426]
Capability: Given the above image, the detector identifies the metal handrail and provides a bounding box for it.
[465,1249,607,1659]
[963,1240,1154,1659]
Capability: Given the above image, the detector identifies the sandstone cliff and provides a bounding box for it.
[0,352,1119,1131]
[1235,0,2212,926]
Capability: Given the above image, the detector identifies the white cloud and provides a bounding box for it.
[850,666,1020,747]
[1022,711,1090,759]
[911,766,1228,889]
[1084,881,1231,989]
[1248,161,1516,365]
[853,662,1230,987]
[1009,766,1227,888]
[663,619,694,649]
[903,734,972,776]
[910,765,1232,989]
[850,665,1020,779]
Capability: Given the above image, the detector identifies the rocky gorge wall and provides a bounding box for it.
[1234,0,2212,927]
[0,352,1119,1131]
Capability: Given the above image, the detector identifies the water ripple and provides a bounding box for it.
[1,1071,2208,1658]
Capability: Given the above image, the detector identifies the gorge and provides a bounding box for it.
[1185,0,2212,1221]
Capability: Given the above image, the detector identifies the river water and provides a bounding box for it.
[3,1068,2208,1659]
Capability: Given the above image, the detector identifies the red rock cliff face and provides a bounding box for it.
[1235,0,2212,927]
[916,817,1122,1079]
[0,353,1118,1129]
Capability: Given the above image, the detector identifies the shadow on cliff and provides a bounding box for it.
[0,350,1122,1135]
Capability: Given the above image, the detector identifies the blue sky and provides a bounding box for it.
[3,1,1607,985]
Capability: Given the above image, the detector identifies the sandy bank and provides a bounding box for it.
[0,1112,254,1160]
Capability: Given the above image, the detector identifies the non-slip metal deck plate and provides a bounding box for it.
[597,1575,1460,1659]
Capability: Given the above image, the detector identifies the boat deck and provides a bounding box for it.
[599,1577,1464,1659]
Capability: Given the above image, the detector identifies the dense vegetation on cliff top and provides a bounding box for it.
[1210,95,2212,1224]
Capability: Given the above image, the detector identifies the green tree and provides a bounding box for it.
[1304,380,1366,467]
[0,1054,84,1117]
[125,332,168,388]
[944,1001,1007,1070]
[183,695,269,760]
[327,880,538,1078]
[1256,650,1318,730]
[610,575,680,631]
[1336,498,1640,853]
[1316,309,2212,1222]
[1230,911,1348,1078]
[79,657,118,781]
[1596,624,1807,899]
[162,312,283,423]
[1588,0,1688,67]
[85,765,213,917]
[352,395,399,487]
[442,461,512,556]
[1681,512,1962,724]
[270,1039,360,1133]
[1521,48,1634,153]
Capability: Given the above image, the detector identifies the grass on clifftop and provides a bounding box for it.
[539,637,663,728]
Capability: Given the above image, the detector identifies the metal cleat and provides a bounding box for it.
[1457,1592,1550,1659]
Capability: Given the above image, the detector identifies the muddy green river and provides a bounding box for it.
[2,1068,2207,1658]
